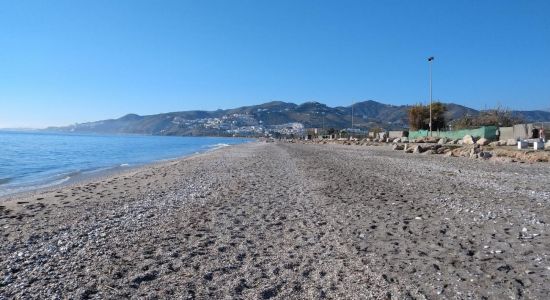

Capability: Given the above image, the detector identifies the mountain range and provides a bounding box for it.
[45,100,550,136]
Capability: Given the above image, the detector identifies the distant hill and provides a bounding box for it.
[512,110,550,123]
[45,100,550,136]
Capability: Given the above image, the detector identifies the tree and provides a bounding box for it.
[339,130,348,138]
[408,104,425,131]
[431,102,447,131]
[408,102,447,131]
[370,126,384,137]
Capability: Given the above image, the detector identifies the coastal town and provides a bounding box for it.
[163,113,306,137]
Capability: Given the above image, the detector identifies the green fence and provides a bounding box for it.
[408,126,498,140]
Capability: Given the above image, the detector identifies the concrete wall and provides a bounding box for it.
[512,124,530,140]
[408,123,549,141]
[508,123,550,140]
[499,127,513,141]
[409,126,498,140]
[388,131,407,138]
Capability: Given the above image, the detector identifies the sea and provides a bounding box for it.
[0,131,250,197]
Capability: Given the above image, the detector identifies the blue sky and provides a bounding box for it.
[1,0,549,128]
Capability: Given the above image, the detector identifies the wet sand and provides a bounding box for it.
[1,142,549,299]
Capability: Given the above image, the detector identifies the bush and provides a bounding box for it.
[452,105,523,129]
[408,102,447,131]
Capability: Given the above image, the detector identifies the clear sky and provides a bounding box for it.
[1,0,549,128]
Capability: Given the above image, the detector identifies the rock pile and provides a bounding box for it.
[402,144,451,155]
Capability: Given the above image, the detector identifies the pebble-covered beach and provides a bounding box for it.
[1,142,549,299]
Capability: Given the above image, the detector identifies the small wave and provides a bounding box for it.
[51,176,71,185]
[209,143,230,150]
[82,166,116,174]
[120,163,130,167]
[0,176,71,197]
[59,170,82,178]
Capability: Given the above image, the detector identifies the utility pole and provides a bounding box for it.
[351,102,355,139]
[428,56,434,136]
[322,112,325,135]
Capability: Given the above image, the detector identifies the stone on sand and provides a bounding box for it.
[463,135,475,145]
[392,144,404,151]
[506,139,518,146]
[476,138,490,146]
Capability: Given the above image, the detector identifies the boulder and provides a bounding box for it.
[476,138,490,146]
[392,138,401,143]
[421,149,436,155]
[392,144,404,151]
[479,151,492,159]
[425,137,438,143]
[463,135,475,145]
[436,147,449,154]
[506,139,517,146]
[412,145,423,154]
[489,141,500,147]
[404,145,414,153]
[437,138,447,145]
[546,142,550,149]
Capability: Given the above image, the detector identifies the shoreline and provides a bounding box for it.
[0,142,243,203]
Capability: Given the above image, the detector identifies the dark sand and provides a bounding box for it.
[1,142,549,299]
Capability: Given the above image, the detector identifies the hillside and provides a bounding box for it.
[46,100,550,136]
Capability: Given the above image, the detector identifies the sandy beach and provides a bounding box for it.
[1,142,550,299]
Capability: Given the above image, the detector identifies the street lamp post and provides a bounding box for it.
[351,102,355,139]
[428,56,434,136]
[322,112,325,136]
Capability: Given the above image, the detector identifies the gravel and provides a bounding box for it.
[1,142,549,299]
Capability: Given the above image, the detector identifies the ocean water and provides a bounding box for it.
[0,131,250,197]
